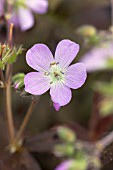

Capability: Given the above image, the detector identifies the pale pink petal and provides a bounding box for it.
[50,83,72,106]
[55,160,74,170]
[24,72,50,95]
[26,44,54,72]
[65,63,87,89]
[26,0,48,14]
[10,11,19,27]
[14,82,20,90]
[80,43,113,72]
[55,39,79,70]
[53,103,61,111]
[18,7,34,31]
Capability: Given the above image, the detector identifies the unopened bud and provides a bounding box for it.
[57,127,76,143]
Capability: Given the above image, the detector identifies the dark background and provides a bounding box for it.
[0,0,113,169]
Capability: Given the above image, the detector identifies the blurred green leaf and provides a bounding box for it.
[93,80,113,96]
[55,144,74,157]
[57,126,76,143]
[70,159,87,170]
[99,97,113,117]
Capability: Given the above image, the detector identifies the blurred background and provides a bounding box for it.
[0,0,113,169]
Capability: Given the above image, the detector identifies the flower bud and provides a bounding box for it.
[77,25,97,37]
[13,73,25,91]
[57,127,76,143]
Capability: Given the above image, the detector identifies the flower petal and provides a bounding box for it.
[50,83,72,106]
[10,11,19,27]
[24,72,50,95]
[26,0,48,14]
[80,42,113,72]
[53,103,61,111]
[65,63,87,89]
[55,39,79,70]
[55,160,74,170]
[26,44,54,72]
[18,7,34,31]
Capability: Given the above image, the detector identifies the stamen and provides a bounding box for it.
[50,62,56,66]
[56,62,59,65]
[50,62,59,67]
[54,72,59,77]
[60,71,64,74]
[44,72,49,76]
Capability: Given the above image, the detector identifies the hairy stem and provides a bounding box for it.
[96,131,113,151]
[4,21,15,144]
[5,23,13,81]
[16,98,39,141]
[4,81,15,144]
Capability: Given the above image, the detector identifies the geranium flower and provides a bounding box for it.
[10,0,48,31]
[24,39,87,106]
[80,42,113,72]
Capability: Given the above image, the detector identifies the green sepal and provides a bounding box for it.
[12,73,25,91]
[54,144,74,157]
[8,46,24,64]
[0,44,24,70]
[57,127,76,143]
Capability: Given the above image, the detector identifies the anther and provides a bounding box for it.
[44,72,49,76]
[50,62,56,66]
[60,71,64,74]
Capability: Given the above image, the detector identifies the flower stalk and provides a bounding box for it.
[4,81,15,144]
[16,97,39,141]
[4,23,15,145]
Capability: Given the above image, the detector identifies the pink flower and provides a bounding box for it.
[80,42,113,72]
[24,39,87,106]
[10,0,48,31]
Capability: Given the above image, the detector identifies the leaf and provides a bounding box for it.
[8,46,23,64]
[0,61,5,69]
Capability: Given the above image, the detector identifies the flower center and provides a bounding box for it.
[45,62,65,85]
